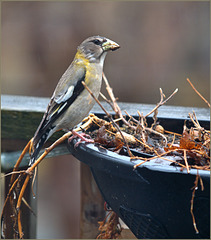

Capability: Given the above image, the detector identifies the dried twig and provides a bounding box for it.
[1,174,24,220]
[164,130,181,136]
[190,173,200,234]
[102,73,121,114]
[183,150,190,173]
[187,78,210,108]
[82,81,134,157]
[133,149,187,169]
[146,127,167,146]
[169,133,176,148]
[2,117,97,237]
[138,111,147,145]
[145,88,178,118]
[18,209,23,239]
[189,111,203,130]
[102,73,135,130]
[134,137,154,151]
[10,138,33,185]
[97,209,122,239]
[123,110,142,130]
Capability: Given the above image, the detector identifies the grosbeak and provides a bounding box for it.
[29,36,120,165]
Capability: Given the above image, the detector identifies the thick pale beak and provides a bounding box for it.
[102,39,120,51]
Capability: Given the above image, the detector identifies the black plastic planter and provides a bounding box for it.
[67,113,210,239]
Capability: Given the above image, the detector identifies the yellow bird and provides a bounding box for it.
[30,36,120,165]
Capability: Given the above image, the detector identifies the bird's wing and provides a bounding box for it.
[31,62,86,163]
[42,63,86,130]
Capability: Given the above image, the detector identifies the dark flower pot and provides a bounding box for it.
[67,114,210,239]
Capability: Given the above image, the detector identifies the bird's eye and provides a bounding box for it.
[92,39,102,45]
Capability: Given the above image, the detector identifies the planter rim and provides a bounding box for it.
[69,140,210,178]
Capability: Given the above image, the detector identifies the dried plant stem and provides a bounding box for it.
[102,73,136,130]
[18,210,23,239]
[183,150,190,173]
[1,174,24,220]
[102,73,120,114]
[187,78,210,108]
[164,130,181,136]
[2,115,96,222]
[145,88,178,118]
[13,131,74,237]
[21,197,36,216]
[15,174,30,238]
[125,109,167,146]
[190,173,200,234]
[169,133,176,148]
[4,120,98,237]
[133,155,186,169]
[124,110,142,130]
[133,158,149,166]
[189,111,202,130]
[190,165,210,170]
[134,138,154,151]
[28,117,97,172]
[188,111,209,135]
[2,171,26,178]
[133,149,187,169]
[138,111,147,145]
[146,127,167,146]
[82,81,133,157]
[16,175,30,211]
[10,138,33,185]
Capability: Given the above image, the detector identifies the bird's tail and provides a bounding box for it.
[29,139,44,166]
[29,129,51,166]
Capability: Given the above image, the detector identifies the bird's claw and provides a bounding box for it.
[68,130,94,148]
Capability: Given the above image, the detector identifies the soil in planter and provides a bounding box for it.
[81,113,210,171]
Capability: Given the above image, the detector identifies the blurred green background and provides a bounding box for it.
[1,1,210,238]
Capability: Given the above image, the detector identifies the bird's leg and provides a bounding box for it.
[68,130,94,148]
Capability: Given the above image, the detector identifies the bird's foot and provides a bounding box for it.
[68,130,94,148]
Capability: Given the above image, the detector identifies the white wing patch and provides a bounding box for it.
[47,85,74,121]
[56,85,75,104]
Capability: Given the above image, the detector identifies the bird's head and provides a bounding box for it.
[77,36,120,63]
